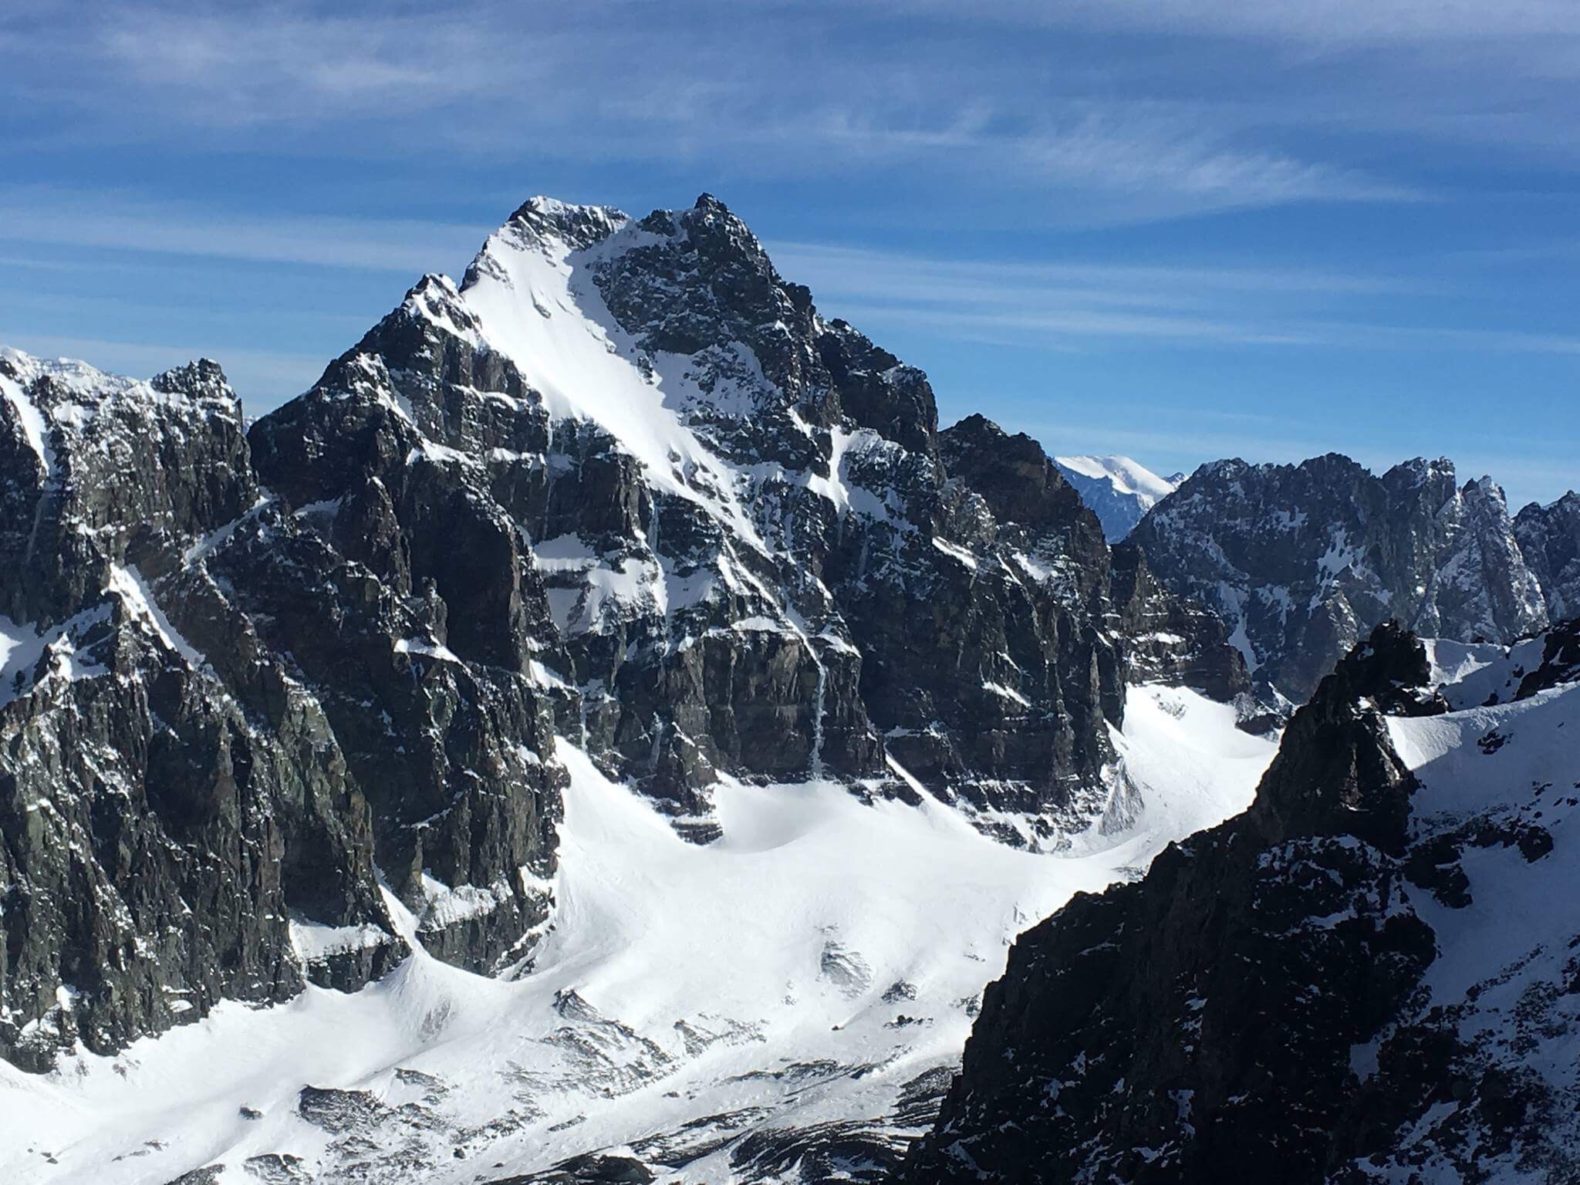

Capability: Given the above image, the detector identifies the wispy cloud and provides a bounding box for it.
[774,241,1421,302]
[773,241,1463,351]
[767,240,1580,367]
[875,0,1580,44]
[1,2,1433,228]
[1,0,1575,503]
[0,187,485,273]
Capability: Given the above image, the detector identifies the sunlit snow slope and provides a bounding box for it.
[1052,455,1177,542]
[0,687,1274,1185]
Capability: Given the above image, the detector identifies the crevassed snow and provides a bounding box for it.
[0,686,1275,1184]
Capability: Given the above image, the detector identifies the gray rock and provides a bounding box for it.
[1132,454,1549,704]
[1515,491,1580,621]
[0,193,1251,1072]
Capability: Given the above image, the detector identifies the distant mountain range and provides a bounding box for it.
[1133,455,1572,706]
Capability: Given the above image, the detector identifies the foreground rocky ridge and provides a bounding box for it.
[1132,454,1560,705]
[905,618,1580,1183]
[0,195,1246,1070]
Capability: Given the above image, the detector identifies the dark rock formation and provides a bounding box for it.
[0,352,407,1070]
[1108,541,1248,704]
[903,619,1580,1183]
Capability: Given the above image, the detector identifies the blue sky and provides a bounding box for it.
[2,1,1578,507]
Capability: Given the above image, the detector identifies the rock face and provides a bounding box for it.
[0,196,1244,1070]
[1107,541,1250,706]
[1516,491,1580,622]
[1131,455,1551,704]
[251,195,1244,842]
[904,618,1580,1183]
[0,351,413,1070]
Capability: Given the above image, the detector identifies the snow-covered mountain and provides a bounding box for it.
[907,617,1580,1183]
[1052,454,1178,541]
[0,194,1254,1182]
[1131,454,1553,704]
[5,190,1579,1184]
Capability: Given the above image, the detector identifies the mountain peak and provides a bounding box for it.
[495,194,628,255]
[1052,453,1177,542]
[150,358,238,406]
[2,346,236,414]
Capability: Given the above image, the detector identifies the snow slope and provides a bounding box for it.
[1369,671,1580,1177]
[1052,454,1177,541]
[0,687,1275,1185]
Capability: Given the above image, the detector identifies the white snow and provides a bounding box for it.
[457,207,766,551]
[393,637,463,664]
[1422,633,1548,710]
[0,607,113,709]
[107,565,209,669]
[1107,685,1275,852]
[1053,454,1175,503]
[416,874,515,930]
[0,367,55,482]
[0,686,1275,1184]
[931,537,979,570]
[1422,637,1505,692]
[0,616,37,685]
[1384,676,1580,1115]
[1052,454,1179,541]
[982,681,1031,708]
[288,921,394,965]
